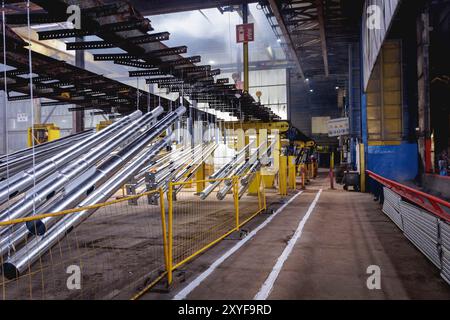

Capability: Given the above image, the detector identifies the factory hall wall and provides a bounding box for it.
[287,70,342,146]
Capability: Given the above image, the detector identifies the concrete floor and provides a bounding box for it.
[145,173,450,300]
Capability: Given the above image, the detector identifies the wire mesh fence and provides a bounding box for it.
[169,177,237,271]
[238,173,266,226]
[0,172,268,298]
[167,174,266,284]
[0,190,166,300]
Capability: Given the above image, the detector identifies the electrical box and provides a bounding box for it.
[96,120,113,132]
[27,123,60,147]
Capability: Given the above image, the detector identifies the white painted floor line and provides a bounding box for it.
[253,189,323,300]
[173,190,304,300]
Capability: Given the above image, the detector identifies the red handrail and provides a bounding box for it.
[366,170,450,222]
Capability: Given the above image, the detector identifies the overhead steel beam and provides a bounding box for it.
[267,0,305,78]
[316,0,330,77]
[129,0,257,15]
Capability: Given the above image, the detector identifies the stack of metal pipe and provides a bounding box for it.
[0,130,94,181]
[0,106,187,279]
[140,142,218,200]
[200,140,276,200]
[198,142,255,200]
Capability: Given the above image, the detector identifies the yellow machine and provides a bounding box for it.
[27,123,60,147]
[96,120,113,131]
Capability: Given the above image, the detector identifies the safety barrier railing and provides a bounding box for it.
[0,189,166,300]
[166,172,267,285]
[367,170,450,222]
[0,172,268,298]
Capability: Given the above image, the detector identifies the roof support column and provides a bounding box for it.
[72,36,85,133]
[242,3,250,93]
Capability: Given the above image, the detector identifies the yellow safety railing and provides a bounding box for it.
[1,172,267,299]
[0,189,166,300]
[166,172,266,285]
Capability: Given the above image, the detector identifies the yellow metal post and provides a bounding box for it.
[196,162,206,193]
[279,155,288,196]
[273,130,281,171]
[248,170,260,194]
[360,144,366,192]
[301,164,306,189]
[242,4,250,93]
[233,176,240,231]
[159,188,170,281]
[330,152,335,189]
[261,173,267,210]
[288,156,296,190]
[167,182,174,285]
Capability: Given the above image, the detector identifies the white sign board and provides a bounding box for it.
[328,118,349,137]
[16,112,28,122]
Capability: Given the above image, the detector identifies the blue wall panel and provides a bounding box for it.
[367,143,419,181]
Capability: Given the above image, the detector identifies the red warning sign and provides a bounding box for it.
[236,23,254,43]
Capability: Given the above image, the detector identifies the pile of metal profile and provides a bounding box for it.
[441,221,450,284]
[3,0,278,121]
[382,187,403,231]
[0,130,93,180]
[0,106,186,279]
[400,201,441,269]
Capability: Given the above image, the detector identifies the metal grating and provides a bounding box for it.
[442,248,450,285]
[401,201,441,269]
[400,201,440,240]
[441,221,450,250]
[382,199,403,231]
[384,187,401,212]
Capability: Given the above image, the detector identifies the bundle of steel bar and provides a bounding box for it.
[0,130,94,181]
[126,144,206,195]
[199,141,257,200]
[143,142,217,199]
[199,140,276,200]
[0,110,143,206]
[237,140,276,199]
[1,107,187,279]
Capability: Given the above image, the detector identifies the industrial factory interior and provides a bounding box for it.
[0,0,450,307]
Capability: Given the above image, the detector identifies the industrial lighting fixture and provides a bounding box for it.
[335,86,339,90]
[309,89,314,93]
[305,78,310,82]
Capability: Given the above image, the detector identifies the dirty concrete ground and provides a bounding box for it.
[143,173,450,300]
